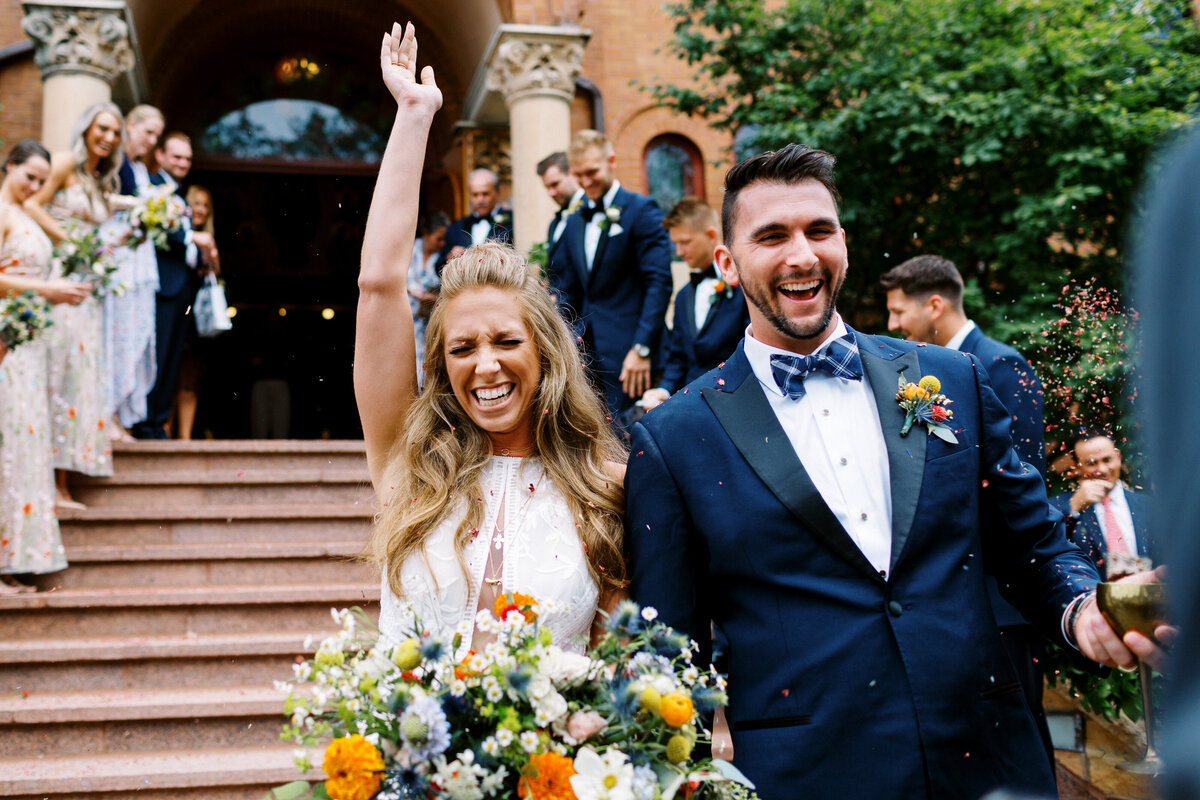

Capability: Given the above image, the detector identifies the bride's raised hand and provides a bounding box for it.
[380,21,442,113]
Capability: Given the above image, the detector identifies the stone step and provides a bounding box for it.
[0,584,380,640]
[105,439,367,474]
[60,516,371,548]
[72,469,374,509]
[2,631,329,693]
[33,542,371,589]
[56,502,373,524]
[1,686,292,758]
[0,745,323,798]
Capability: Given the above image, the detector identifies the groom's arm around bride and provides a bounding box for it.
[625,144,1157,800]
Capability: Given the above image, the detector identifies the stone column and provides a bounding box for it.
[486,25,589,254]
[21,0,134,151]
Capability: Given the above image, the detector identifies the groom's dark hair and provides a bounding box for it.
[721,144,839,244]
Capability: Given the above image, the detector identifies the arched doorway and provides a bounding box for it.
[130,0,501,437]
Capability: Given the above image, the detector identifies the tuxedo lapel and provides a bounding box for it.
[704,349,884,583]
[567,217,589,288]
[856,333,926,572]
[588,217,614,288]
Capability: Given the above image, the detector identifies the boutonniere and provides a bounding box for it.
[598,206,623,236]
[492,211,509,227]
[565,198,584,218]
[711,279,736,301]
[895,373,958,443]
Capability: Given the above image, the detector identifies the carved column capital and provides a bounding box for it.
[486,27,588,106]
[21,0,134,83]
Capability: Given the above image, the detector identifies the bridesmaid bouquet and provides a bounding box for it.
[53,226,122,296]
[128,186,189,251]
[0,290,54,350]
[269,597,757,800]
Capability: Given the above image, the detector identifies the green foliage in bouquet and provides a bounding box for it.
[52,225,122,296]
[129,188,188,251]
[0,290,53,350]
[270,596,757,800]
[525,241,549,282]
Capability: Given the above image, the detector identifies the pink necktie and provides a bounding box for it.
[1101,496,1129,555]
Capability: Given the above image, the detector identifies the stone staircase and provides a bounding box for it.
[0,441,379,800]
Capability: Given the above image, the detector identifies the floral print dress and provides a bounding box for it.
[45,182,113,477]
[0,205,67,574]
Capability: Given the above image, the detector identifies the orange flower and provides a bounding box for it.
[659,692,694,727]
[97,419,105,430]
[67,407,77,419]
[518,752,577,800]
[494,591,538,623]
[21,502,33,516]
[78,342,85,353]
[454,649,478,681]
[322,734,384,800]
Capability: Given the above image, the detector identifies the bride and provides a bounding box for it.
[357,23,627,659]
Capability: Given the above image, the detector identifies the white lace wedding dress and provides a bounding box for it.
[378,455,599,658]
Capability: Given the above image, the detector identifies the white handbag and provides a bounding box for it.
[194,273,233,337]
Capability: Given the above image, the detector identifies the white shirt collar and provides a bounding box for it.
[599,179,621,209]
[943,319,976,351]
[744,315,849,397]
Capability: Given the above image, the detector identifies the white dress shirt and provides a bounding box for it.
[470,214,493,246]
[743,317,895,575]
[943,319,977,350]
[693,265,722,330]
[1096,482,1138,554]
[551,189,584,244]
[584,180,621,270]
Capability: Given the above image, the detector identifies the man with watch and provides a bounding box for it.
[548,130,673,419]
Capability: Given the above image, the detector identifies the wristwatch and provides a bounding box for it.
[632,343,651,359]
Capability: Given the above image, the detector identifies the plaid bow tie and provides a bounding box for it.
[769,335,863,400]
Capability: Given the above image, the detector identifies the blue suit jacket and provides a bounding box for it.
[959,326,1047,627]
[659,281,748,393]
[1049,488,1155,577]
[148,172,193,299]
[118,156,138,197]
[435,210,515,274]
[626,332,1098,800]
[548,186,673,407]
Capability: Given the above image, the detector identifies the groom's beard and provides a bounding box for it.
[739,266,846,345]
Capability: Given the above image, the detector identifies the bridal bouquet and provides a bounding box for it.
[270,595,757,800]
[52,226,122,296]
[0,290,53,350]
[128,186,188,251]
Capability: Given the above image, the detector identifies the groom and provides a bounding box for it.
[625,145,1153,799]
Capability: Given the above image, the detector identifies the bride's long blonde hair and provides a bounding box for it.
[367,243,627,599]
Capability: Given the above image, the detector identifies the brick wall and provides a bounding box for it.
[0,0,43,148]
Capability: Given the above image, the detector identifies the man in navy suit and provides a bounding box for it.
[625,144,1154,799]
[435,168,513,274]
[549,129,673,417]
[1050,429,1156,579]
[880,253,1053,765]
[537,151,582,267]
[640,197,748,412]
[131,133,207,439]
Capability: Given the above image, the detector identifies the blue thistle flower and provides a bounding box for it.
[419,638,446,661]
[505,663,533,695]
[648,627,689,658]
[607,599,643,635]
[610,676,641,721]
[691,685,728,715]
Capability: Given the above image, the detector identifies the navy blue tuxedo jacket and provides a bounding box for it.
[960,326,1046,476]
[435,210,515,274]
[548,187,673,409]
[545,210,570,267]
[148,172,193,299]
[1049,488,1155,577]
[626,332,1099,800]
[118,156,138,197]
[959,326,1047,628]
[659,281,748,393]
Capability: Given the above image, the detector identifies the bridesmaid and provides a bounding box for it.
[24,102,123,507]
[172,184,220,440]
[0,140,92,592]
[103,104,165,441]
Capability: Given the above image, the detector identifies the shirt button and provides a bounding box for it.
[840,457,848,465]
[860,512,868,521]
[888,601,903,617]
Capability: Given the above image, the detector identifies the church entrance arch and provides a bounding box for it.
[130,0,501,438]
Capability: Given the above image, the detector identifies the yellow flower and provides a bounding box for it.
[392,638,421,671]
[322,735,384,800]
[666,733,693,763]
[518,751,578,800]
[658,692,693,727]
[639,686,662,713]
[918,375,941,394]
[903,384,920,401]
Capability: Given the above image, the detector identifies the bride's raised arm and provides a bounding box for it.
[355,21,442,491]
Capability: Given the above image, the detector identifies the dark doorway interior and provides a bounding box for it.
[186,166,373,440]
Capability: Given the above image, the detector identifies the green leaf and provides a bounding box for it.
[931,425,958,444]
[258,781,314,800]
